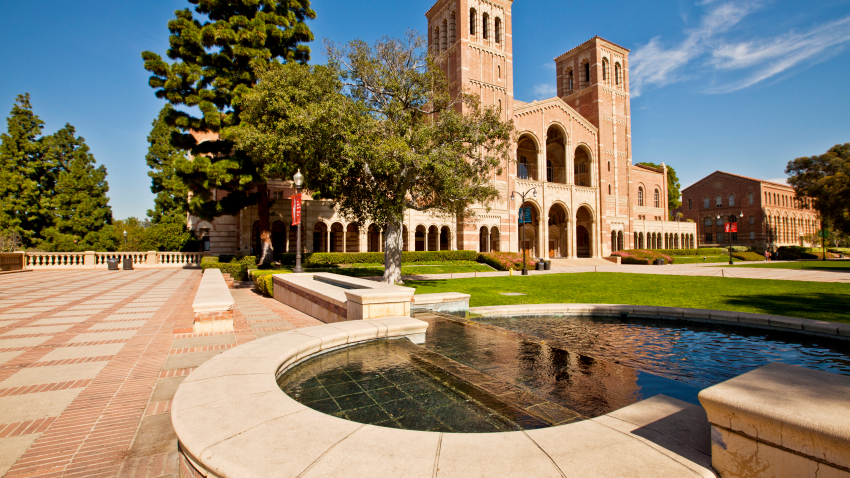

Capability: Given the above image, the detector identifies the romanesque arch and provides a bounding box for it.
[545,125,567,184]
[547,203,570,258]
[415,225,426,251]
[479,226,489,252]
[575,205,594,258]
[516,133,540,181]
[272,220,286,254]
[346,224,360,253]
[313,222,328,253]
[518,200,542,258]
[440,226,451,251]
[330,222,344,252]
[490,226,500,252]
[574,144,594,187]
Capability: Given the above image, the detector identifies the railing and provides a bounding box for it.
[0,252,25,272]
[22,251,207,270]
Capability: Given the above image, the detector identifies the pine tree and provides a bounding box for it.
[146,105,189,225]
[142,0,315,264]
[0,94,50,248]
[40,125,115,251]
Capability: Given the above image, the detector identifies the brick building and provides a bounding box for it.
[680,171,820,251]
[190,0,696,257]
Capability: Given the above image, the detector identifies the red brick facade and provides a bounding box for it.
[681,171,820,250]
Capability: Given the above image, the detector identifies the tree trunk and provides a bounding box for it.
[383,219,403,284]
[257,183,273,266]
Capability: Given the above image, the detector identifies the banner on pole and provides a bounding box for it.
[518,207,532,224]
[724,223,737,233]
[291,193,302,226]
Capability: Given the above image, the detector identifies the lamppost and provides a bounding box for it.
[123,230,127,247]
[511,186,537,275]
[293,170,305,273]
[717,212,744,265]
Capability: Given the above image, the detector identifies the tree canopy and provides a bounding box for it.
[230,34,513,282]
[636,161,681,214]
[146,105,189,224]
[142,0,316,264]
[786,143,850,234]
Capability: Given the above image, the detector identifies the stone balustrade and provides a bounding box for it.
[0,252,25,272]
[22,251,205,270]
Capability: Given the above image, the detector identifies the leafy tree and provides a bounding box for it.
[0,94,50,248]
[146,105,189,224]
[786,143,850,259]
[39,125,114,251]
[113,217,150,252]
[636,161,681,213]
[142,0,315,264]
[231,35,513,283]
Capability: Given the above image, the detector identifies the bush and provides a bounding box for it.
[613,249,674,265]
[136,222,199,252]
[732,251,764,261]
[728,246,750,252]
[201,255,257,281]
[249,269,291,296]
[648,248,725,256]
[477,252,536,271]
[274,250,479,266]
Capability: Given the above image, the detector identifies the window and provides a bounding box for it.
[749,215,754,225]
[765,192,769,204]
[469,8,476,35]
[450,12,456,44]
[750,231,755,240]
[728,194,735,207]
[705,233,713,243]
[704,197,709,209]
[441,19,448,51]
[518,155,529,179]
[546,160,553,182]
[654,189,660,208]
[717,232,724,243]
[638,187,644,207]
[688,199,693,210]
[584,61,591,86]
[566,68,574,91]
[607,161,610,172]
[602,58,609,84]
[716,195,722,207]
[748,192,753,205]
[494,17,501,43]
[704,217,712,227]
[497,98,502,110]
[615,63,622,86]
[608,184,612,195]
[482,13,489,39]
[497,65,501,79]
[433,27,440,51]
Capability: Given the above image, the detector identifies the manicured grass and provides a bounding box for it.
[406,272,850,323]
[265,261,494,278]
[725,260,850,271]
[672,255,730,264]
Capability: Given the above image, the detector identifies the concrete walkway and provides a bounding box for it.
[398,261,850,283]
[0,270,321,478]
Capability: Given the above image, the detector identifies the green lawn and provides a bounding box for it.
[725,260,850,271]
[406,272,850,323]
[268,261,495,278]
[671,255,730,264]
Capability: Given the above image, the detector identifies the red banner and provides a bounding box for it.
[725,223,737,233]
[291,193,302,226]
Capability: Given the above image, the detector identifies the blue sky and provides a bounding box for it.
[2,0,849,219]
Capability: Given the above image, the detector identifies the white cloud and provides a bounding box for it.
[630,1,850,96]
[532,83,557,99]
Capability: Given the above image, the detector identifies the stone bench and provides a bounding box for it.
[192,268,235,333]
[699,363,850,477]
[272,273,414,323]
[412,292,471,315]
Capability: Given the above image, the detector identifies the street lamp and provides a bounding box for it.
[293,169,305,273]
[717,212,744,265]
[123,230,127,247]
[511,187,537,275]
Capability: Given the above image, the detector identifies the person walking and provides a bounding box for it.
[764,250,769,262]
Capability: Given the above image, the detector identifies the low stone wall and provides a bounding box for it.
[699,363,850,477]
[192,268,235,333]
[0,252,25,273]
[272,273,413,323]
[468,303,850,340]
[23,251,205,270]
[412,292,470,315]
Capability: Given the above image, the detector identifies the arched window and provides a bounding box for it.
[566,69,574,90]
[615,63,622,86]
[638,187,644,207]
[494,17,501,43]
[518,155,529,179]
[583,61,591,86]
[450,12,456,44]
[704,197,709,209]
[441,19,448,51]
[546,160,554,182]
[482,13,489,39]
[433,27,440,52]
[469,8,476,35]
[716,195,722,207]
[654,189,660,208]
[602,58,609,84]
[765,192,769,204]
[749,215,755,225]
[497,98,502,110]
[607,161,610,172]
[497,65,501,79]
[705,217,712,227]
[688,199,693,210]
[748,192,753,205]
[608,184,612,195]
[728,194,735,207]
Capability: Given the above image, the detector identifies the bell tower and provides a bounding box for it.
[426,0,514,122]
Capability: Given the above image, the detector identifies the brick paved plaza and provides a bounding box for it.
[0,270,320,478]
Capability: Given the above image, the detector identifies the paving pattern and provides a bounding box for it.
[0,270,321,478]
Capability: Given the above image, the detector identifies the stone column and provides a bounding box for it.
[146,251,158,268]
[84,251,96,269]
[326,229,331,253]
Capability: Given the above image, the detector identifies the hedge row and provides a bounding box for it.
[275,250,479,266]
[477,252,537,271]
[732,251,765,261]
[647,248,726,256]
[612,249,674,265]
[249,269,291,296]
[200,256,257,281]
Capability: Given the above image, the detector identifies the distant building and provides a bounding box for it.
[680,171,820,250]
[189,0,697,257]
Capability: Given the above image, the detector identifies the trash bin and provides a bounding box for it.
[123,257,133,270]
[543,261,551,270]
[107,259,119,270]
[654,258,665,265]
[536,261,545,271]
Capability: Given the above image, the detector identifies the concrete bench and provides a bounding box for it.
[699,363,850,477]
[412,292,471,315]
[273,273,414,323]
[192,268,235,333]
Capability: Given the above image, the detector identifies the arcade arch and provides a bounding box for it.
[547,203,570,258]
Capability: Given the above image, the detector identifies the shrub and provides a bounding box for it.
[249,269,291,296]
[732,251,764,261]
[201,255,257,281]
[647,248,725,256]
[612,249,674,265]
[477,252,536,271]
[274,250,479,266]
[728,246,750,252]
[136,222,199,252]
